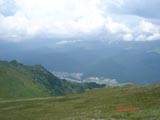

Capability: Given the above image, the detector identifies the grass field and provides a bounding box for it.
[0,84,159,120]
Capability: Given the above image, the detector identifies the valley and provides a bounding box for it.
[52,71,118,86]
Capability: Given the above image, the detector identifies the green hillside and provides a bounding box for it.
[0,60,104,99]
[0,84,159,120]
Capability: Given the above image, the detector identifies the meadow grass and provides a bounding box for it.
[0,84,159,120]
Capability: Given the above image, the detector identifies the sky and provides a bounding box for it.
[0,0,160,42]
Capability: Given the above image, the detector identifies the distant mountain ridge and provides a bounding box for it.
[1,40,160,84]
[0,60,105,99]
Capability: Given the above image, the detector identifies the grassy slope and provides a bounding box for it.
[0,61,50,99]
[0,84,159,120]
[0,60,105,99]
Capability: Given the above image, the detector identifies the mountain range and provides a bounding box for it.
[1,40,160,84]
[0,60,105,99]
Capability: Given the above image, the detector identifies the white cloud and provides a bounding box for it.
[23,0,103,33]
[0,0,160,42]
[135,34,146,41]
[122,33,133,41]
[104,17,134,41]
[135,20,160,41]
[139,20,159,33]
[0,0,3,5]
[56,39,83,45]
[103,19,160,41]
[148,34,160,41]
[0,12,29,41]
[105,17,131,34]
[0,0,104,40]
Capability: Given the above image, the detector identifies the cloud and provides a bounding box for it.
[122,34,134,41]
[0,0,160,42]
[102,0,160,19]
[56,39,83,45]
[0,0,105,40]
[105,17,131,34]
[135,20,160,41]
[103,17,133,41]
[102,18,160,41]
[0,0,17,16]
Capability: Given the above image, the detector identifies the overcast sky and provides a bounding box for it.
[0,0,160,42]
